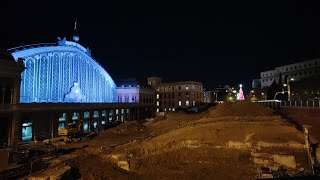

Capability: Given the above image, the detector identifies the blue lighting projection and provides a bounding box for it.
[9,38,117,103]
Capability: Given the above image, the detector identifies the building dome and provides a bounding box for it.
[0,49,15,61]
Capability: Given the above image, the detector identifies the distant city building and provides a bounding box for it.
[0,50,25,148]
[147,77,204,112]
[254,59,320,88]
[204,90,213,103]
[204,85,229,103]
[252,79,261,89]
[0,49,25,105]
[116,78,155,104]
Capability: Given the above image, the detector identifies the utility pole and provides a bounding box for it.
[215,92,218,102]
[287,78,291,101]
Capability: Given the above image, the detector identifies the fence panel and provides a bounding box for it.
[258,100,320,108]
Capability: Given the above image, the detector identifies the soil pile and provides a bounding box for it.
[70,152,139,180]
[105,121,146,135]
[112,118,305,179]
[208,101,274,117]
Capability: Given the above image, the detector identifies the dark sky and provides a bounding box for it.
[1,1,320,90]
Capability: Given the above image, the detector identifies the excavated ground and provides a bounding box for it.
[25,101,317,180]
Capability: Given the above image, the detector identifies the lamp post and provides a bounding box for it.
[284,78,294,101]
[213,92,218,102]
[274,91,289,101]
[261,92,265,100]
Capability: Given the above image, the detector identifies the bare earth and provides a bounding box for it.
[27,101,313,180]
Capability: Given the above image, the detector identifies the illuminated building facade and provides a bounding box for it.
[147,76,204,112]
[8,38,117,103]
[116,78,155,104]
[0,36,155,149]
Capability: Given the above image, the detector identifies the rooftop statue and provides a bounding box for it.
[57,37,67,46]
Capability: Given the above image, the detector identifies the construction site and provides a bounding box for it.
[0,101,319,179]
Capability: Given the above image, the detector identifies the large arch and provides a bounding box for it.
[9,40,117,103]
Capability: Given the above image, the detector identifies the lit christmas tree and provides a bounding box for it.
[237,84,245,100]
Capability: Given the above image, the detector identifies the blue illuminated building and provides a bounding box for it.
[8,37,117,103]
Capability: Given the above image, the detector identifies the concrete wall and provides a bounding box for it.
[0,103,155,147]
[281,107,320,142]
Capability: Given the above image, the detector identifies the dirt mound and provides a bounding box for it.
[111,116,305,179]
[208,101,274,117]
[105,121,146,135]
[70,153,139,179]
[150,115,167,124]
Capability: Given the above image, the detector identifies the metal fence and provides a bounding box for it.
[258,100,320,109]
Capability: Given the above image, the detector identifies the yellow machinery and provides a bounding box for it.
[58,123,82,141]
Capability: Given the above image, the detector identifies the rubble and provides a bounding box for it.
[4,102,318,179]
[207,100,274,117]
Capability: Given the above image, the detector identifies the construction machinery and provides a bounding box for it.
[58,122,83,142]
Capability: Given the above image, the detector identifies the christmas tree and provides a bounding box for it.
[238,84,245,100]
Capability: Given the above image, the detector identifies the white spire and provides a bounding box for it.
[74,21,77,31]
[73,20,80,42]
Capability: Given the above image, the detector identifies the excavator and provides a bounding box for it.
[58,121,83,142]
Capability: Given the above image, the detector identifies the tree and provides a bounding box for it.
[266,80,282,100]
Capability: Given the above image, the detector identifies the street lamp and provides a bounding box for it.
[286,78,294,101]
[274,91,289,101]
[261,92,266,100]
[213,92,218,102]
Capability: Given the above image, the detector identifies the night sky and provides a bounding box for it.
[1,1,320,90]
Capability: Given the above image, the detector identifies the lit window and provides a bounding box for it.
[193,101,195,106]
[178,101,182,106]
[22,122,33,142]
[157,108,159,112]
[169,108,171,111]
[156,94,159,99]
[164,108,166,112]
[83,122,89,132]
[94,122,97,128]
[157,101,159,106]
[172,108,175,111]
[186,86,189,90]
[84,112,90,118]
[186,101,189,106]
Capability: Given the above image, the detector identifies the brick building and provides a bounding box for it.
[147,76,204,112]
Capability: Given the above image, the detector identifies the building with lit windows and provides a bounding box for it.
[204,85,229,103]
[0,36,155,149]
[116,78,155,104]
[256,59,320,88]
[147,76,204,112]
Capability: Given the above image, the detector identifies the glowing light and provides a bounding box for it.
[290,78,294,81]
[10,39,117,103]
[237,84,245,100]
